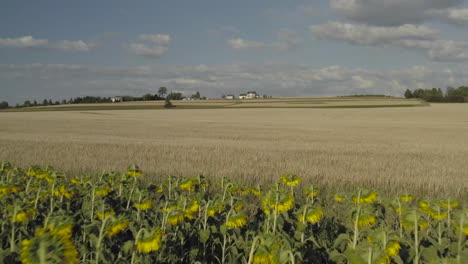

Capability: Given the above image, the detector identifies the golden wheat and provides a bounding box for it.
[0,101,467,197]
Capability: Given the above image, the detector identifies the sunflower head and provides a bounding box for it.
[353,191,377,204]
[15,209,36,223]
[136,228,163,254]
[167,210,185,225]
[127,165,142,178]
[280,174,301,187]
[440,200,458,209]
[179,179,199,192]
[399,195,413,202]
[227,213,248,229]
[135,200,152,211]
[107,217,129,238]
[21,227,78,264]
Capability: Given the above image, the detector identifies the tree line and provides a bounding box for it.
[404,86,468,103]
[0,87,206,109]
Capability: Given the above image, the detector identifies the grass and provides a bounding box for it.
[0,98,465,198]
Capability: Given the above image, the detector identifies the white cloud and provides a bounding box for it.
[227,38,266,50]
[329,0,461,26]
[311,22,468,62]
[429,8,468,26]
[55,40,94,52]
[228,30,301,51]
[312,22,437,46]
[129,33,171,58]
[129,43,169,58]
[0,36,93,52]
[0,36,48,48]
[138,34,171,45]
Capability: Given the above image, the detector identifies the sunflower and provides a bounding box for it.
[227,213,248,229]
[95,186,111,197]
[0,186,20,198]
[185,199,199,218]
[386,241,401,257]
[179,179,198,192]
[96,209,115,220]
[334,194,346,203]
[306,208,324,224]
[357,214,377,228]
[305,186,320,199]
[136,228,163,253]
[280,174,301,187]
[53,185,74,199]
[127,165,142,178]
[262,193,295,215]
[252,253,275,264]
[167,210,185,225]
[399,195,413,202]
[15,209,36,223]
[353,191,377,204]
[135,200,152,211]
[440,200,458,209]
[108,220,129,237]
[21,227,78,264]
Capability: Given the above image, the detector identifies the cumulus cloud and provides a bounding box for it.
[227,38,266,50]
[329,0,461,26]
[228,30,301,51]
[312,22,436,45]
[429,8,468,26]
[129,33,171,58]
[0,36,93,52]
[312,22,468,62]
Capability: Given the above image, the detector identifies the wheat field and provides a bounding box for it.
[1,101,467,197]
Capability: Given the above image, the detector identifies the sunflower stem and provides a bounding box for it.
[126,176,137,210]
[352,189,362,250]
[95,216,111,264]
[456,212,464,264]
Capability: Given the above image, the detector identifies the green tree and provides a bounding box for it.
[191,91,201,99]
[158,87,167,98]
[0,101,8,109]
[404,89,413,98]
[164,97,174,108]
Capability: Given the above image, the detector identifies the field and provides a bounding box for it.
[0,97,466,197]
[1,97,468,263]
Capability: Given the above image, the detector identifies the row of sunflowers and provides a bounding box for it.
[0,161,467,263]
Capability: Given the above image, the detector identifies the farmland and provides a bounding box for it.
[1,97,468,263]
[0,97,466,197]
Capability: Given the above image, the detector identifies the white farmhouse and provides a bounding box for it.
[246,91,257,99]
[111,96,122,103]
[226,94,235,99]
[239,91,258,99]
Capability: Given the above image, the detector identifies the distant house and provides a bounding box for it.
[111,96,122,103]
[226,94,235,99]
[238,91,258,99]
[246,91,258,99]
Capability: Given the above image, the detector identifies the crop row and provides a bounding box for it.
[0,161,467,263]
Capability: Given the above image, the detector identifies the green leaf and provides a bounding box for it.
[334,233,350,249]
[122,240,134,255]
[199,229,211,244]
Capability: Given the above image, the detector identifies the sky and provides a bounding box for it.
[1,0,468,104]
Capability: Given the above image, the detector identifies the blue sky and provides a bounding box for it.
[1,0,468,104]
